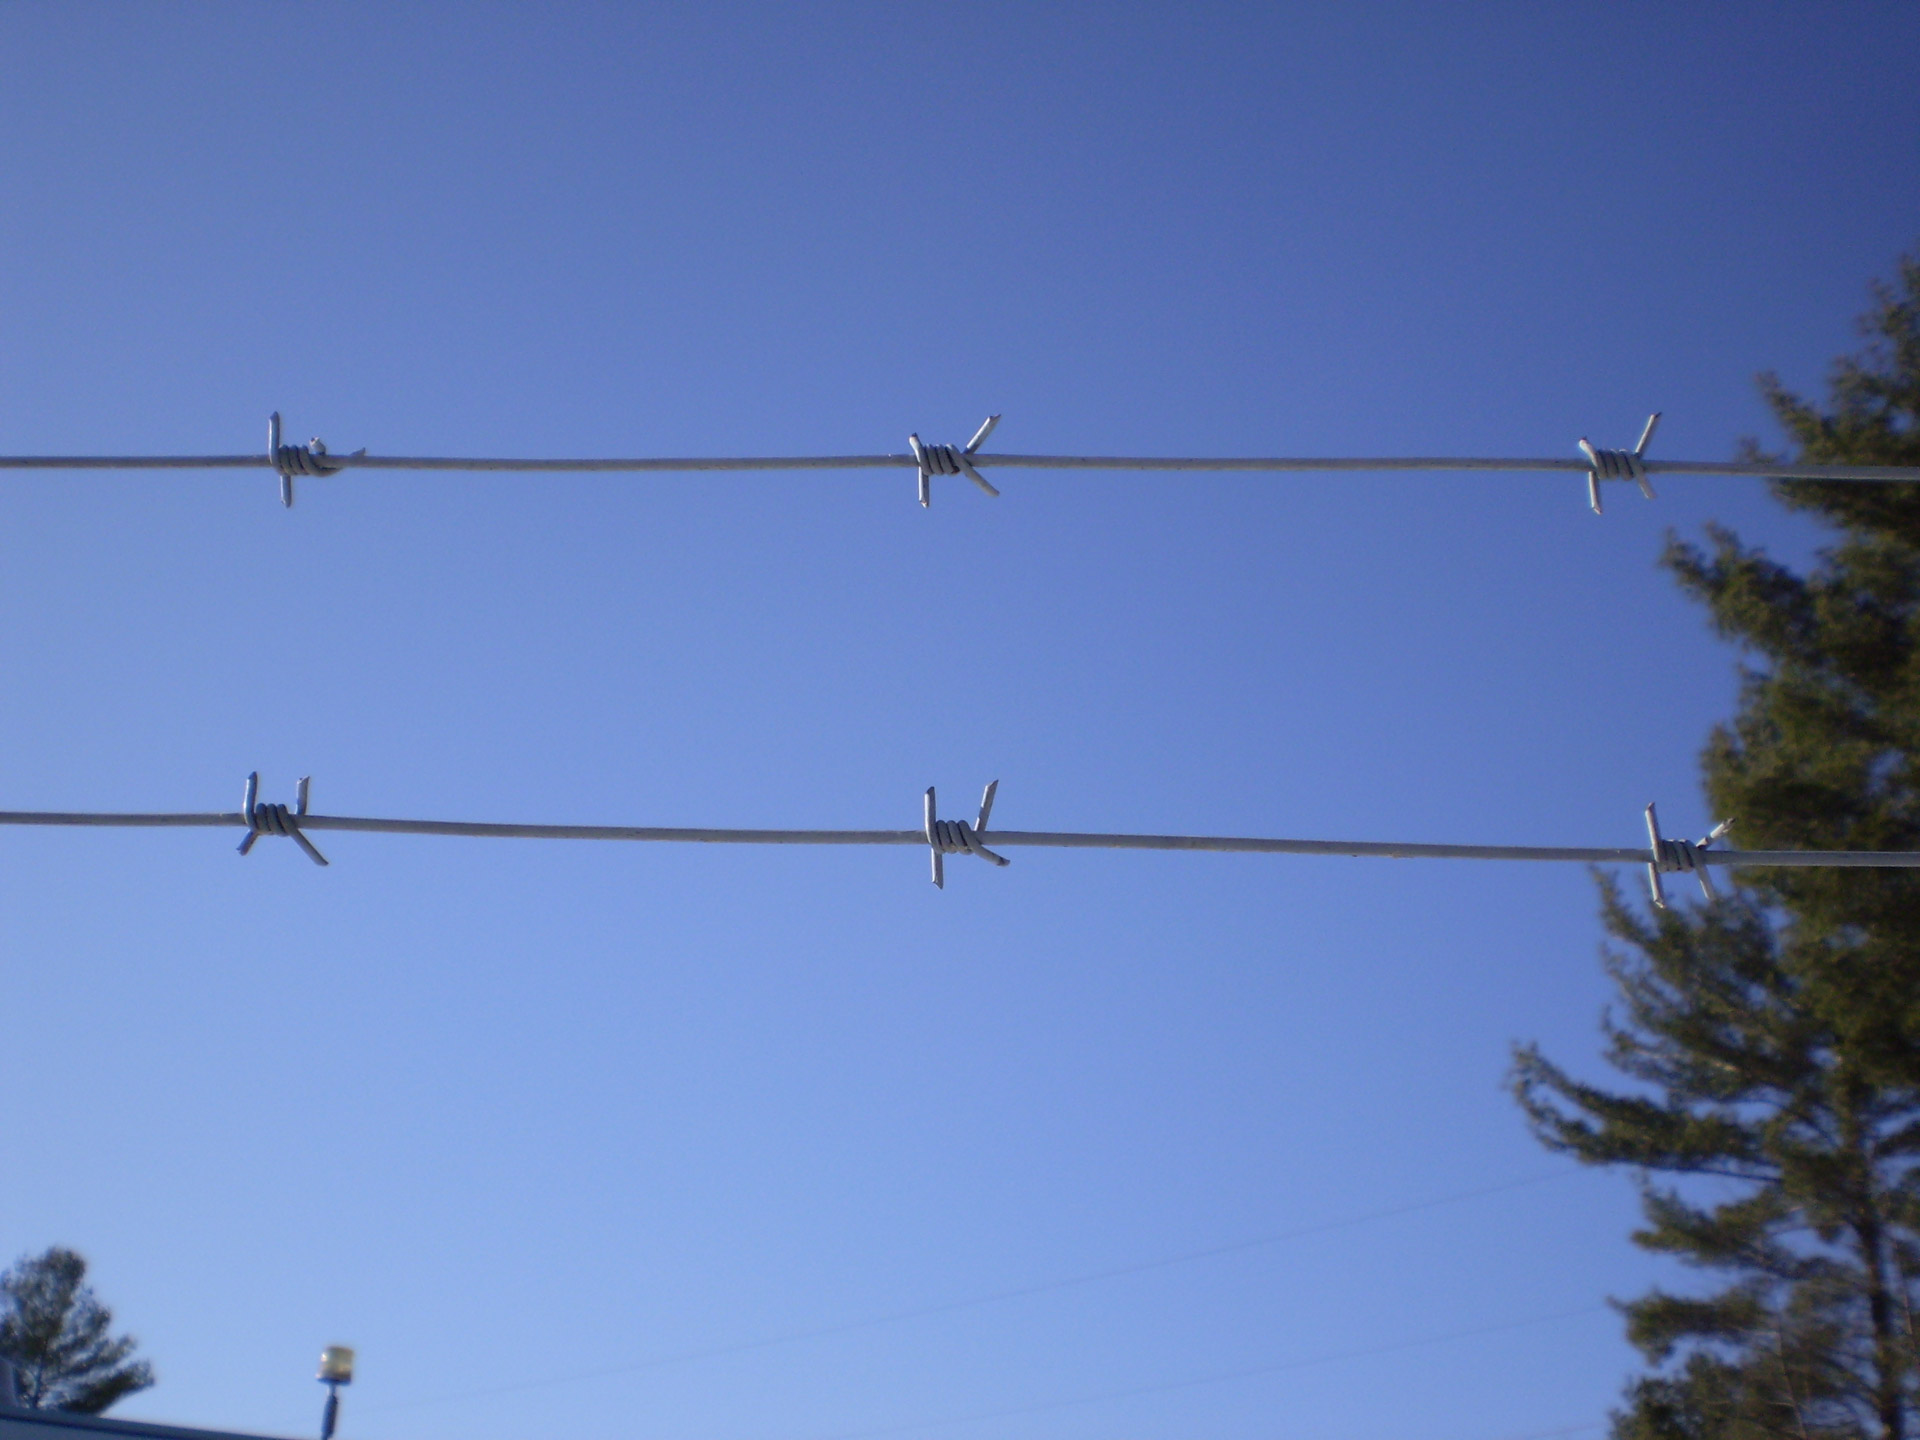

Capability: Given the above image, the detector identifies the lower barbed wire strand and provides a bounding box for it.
[0,808,1914,868]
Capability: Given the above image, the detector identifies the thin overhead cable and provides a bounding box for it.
[7,774,1918,907]
[365,1169,1576,1415]
[804,1303,1609,1440]
[2,411,1916,511]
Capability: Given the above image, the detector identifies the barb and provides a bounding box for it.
[1644,802,1731,908]
[1578,413,1659,515]
[237,772,329,866]
[923,781,1010,887]
[908,415,1001,507]
[269,413,363,508]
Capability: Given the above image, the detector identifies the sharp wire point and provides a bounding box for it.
[1644,802,1668,909]
[1635,412,1662,455]
[909,434,932,507]
[924,786,943,887]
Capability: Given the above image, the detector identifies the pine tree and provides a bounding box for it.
[1512,253,1920,1440]
[0,1247,154,1414]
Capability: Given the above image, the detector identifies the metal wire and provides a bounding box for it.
[3,451,1913,479]
[3,408,1914,517]
[1,794,1914,878]
[2,411,1914,510]
[361,1168,1576,1416]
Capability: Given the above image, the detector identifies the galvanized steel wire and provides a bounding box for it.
[1,411,1915,509]
[2,777,1916,899]
[4,453,1909,477]
[3,413,1916,890]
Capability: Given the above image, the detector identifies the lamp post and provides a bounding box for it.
[317,1347,354,1440]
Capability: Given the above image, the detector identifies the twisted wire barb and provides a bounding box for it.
[268,412,363,507]
[925,781,1009,887]
[1579,413,1660,514]
[909,415,1001,506]
[237,772,328,866]
[1645,802,1732,908]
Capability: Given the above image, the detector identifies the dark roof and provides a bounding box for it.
[0,1410,292,1440]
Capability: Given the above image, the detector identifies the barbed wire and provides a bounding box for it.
[2,411,1914,509]
[4,775,1915,903]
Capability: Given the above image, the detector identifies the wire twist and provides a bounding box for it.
[1578,414,1660,515]
[908,415,1002,506]
[924,781,1009,887]
[238,772,329,866]
[1644,802,1730,907]
[269,413,363,508]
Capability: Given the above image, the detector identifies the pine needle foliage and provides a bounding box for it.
[1512,253,1920,1440]
[0,1247,154,1414]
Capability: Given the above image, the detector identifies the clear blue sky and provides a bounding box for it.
[1,5,1916,1440]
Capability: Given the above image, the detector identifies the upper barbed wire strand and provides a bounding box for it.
[0,410,1915,517]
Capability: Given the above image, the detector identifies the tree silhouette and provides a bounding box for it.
[0,1247,154,1414]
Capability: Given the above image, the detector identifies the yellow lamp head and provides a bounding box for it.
[317,1347,355,1386]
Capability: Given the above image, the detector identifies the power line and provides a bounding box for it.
[361,1169,1578,1416]
[2,776,1915,901]
[802,1304,1611,1440]
[1,411,1914,509]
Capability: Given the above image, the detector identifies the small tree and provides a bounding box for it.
[0,1247,154,1413]
[1512,254,1920,1439]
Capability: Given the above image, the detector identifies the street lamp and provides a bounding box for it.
[317,1347,354,1440]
